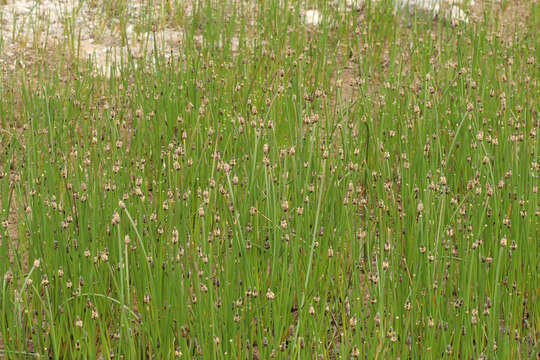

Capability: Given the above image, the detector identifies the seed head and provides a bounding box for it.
[75,318,83,328]
[172,228,179,244]
[111,212,120,225]
[327,247,334,257]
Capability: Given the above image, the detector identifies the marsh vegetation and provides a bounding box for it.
[0,0,538,358]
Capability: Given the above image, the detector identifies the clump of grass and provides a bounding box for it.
[0,0,538,358]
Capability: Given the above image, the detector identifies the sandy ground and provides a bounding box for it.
[0,0,190,76]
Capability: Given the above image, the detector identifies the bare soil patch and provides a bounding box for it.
[470,0,536,40]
